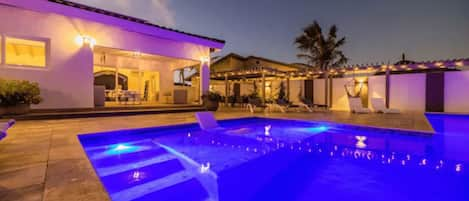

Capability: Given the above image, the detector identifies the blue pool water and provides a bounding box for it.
[79,115,469,201]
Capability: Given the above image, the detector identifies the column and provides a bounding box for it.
[224,74,229,105]
[200,58,210,103]
[385,65,391,108]
[262,71,266,104]
[324,72,329,107]
[286,77,290,101]
[115,65,119,103]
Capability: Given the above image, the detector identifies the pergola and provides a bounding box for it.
[208,58,469,106]
[210,66,301,104]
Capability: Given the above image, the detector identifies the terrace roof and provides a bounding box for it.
[47,0,225,44]
[0,0,225,49]
[209,58,469,80]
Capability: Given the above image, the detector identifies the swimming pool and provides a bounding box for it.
[78,116,469,201]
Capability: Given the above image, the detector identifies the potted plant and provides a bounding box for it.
[202,91,221,111]
[0,79,43,115]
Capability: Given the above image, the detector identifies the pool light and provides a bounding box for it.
[200,162,211,173]
[456,164,462,172]
[106,143,139,155]
[264,125,272,136]
[306,125,329,133]
[355,136,367,148]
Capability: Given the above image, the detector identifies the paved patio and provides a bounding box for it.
[0,110,433,201]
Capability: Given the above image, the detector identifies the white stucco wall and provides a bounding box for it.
[289,80,304,103]
[445,71,469,113]
[0,5,212,109]
[331,78,350,111]
[368,75,386,105]
[313,79,326,105]
[390,74,426,112]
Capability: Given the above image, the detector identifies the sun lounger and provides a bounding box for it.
[370,98,400,114]
[0,119,16,141]
[195,112,221,130]
[297,102,313,112]
[246,98,268,113]
[348,97,371,113]
[195,112,250,134]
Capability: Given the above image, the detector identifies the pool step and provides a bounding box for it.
[97,153,177,177]
[89,142,218,201]
[109,170,207,201]
[130,178,209,201]
[92,148,169,168]
[102,158,187,194]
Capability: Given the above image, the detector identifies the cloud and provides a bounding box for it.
[72,0,176,27]
[149,0,176,27]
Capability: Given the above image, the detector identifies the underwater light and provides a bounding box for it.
[115,144,132,151]
[355,136,367,148]
[106,143,140,155]
[305,125,329,133]
[200,162,211,173]
[456,164,462,172]
[264,125,272,136]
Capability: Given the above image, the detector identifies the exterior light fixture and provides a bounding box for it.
[418,64,427,69]
[75,35,96,48]
[133,51,142,57]
[200,56,210,64]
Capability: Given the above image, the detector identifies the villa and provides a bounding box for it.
[1,1,469,201]
[0,0,225,109]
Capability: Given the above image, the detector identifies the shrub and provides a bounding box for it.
[0,79,43,107]
[202,91,222,102]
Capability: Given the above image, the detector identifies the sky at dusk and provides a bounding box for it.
[73,0,469,65]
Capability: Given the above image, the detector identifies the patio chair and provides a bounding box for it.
[296,98,313,112]
[370,98,400,114]
[246,98,268,113]
[348,97,371,114]
[0,119,16,141]
[195,111,221,130]
[195,112,250,134]
[269,99,290,113]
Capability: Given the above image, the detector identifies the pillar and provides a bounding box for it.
[385,65,391,108]
[200,59,210,102]
[224,74,229,105]
[324,72,329,107]
[286,77,290,101]
[262,71,266,104]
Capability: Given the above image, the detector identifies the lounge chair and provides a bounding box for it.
[195,112,250,134]
[272,99,291,113]
[296,98,313,112]
[0,119,16,141]
[195,111,222,130]
[348,97,371,113]
[370,98,400,114]
[246,98,268,113]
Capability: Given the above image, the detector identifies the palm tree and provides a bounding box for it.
[295,21,348,108]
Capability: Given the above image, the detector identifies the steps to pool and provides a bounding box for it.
[83,140,218,201]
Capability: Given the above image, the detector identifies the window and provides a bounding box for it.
[5,37,47,67]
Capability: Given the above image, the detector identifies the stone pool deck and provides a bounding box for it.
[0,110,433,201]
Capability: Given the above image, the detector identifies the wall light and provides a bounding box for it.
[75,35,96,48]
[200,56,210,64]
[133,51,142,57]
